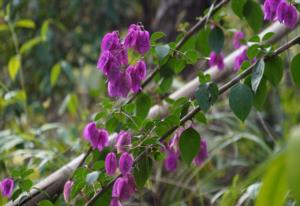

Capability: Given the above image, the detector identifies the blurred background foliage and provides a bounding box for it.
[1,0,300,205]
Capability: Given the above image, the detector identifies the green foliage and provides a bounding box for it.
[290,53,300,87]
[135,93,152,120]
[231,0,247,18]
[253,78,268,110]
[8,55,21,81]
[264,56,284,86]
[178,128,200,165]
[229,83,253,121]
[133,154,153,189]
[208,26,224,53]
[243,0,263,33]
[195,82,219,112]
[50,62,62,87]
[251,59,265,93]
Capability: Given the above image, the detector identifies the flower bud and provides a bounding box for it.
[63,180,74,203]
[97,129,109,152]
[119,152,134,175]
[105,152,117,176]
[164,148,179,172]
[0,178,14,198]
[193,138,208,166]
[83,122,97,141]
[115,131,132,153]
[209,51,224,70]
[135,30,150,55]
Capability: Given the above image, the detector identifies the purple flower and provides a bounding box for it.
[209,51,224,70]
[124,24,150,55]
[119,152,134,175]
[164,148,179,172]
[97,50,120,80]
[0,178,14,198]
[168,127,184,151]
[108,71,132,98]
[276,1,298,28]
[110,198,123,206]
[193,138,208,166]
[112,176,135,201]
[105,152,118,176]
[83,122,97,141]
[96,129,109,152]
[234,49,249,71]
[63,180,73,203]
[101,31,120,52]
[127,60,147,93]
[115,131,132,153]
[263,0,281,21]
[233,31,245,49]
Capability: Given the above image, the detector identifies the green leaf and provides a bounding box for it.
[287,126,300,202]
[93,188,112,206]
[20,37,44,54]
[133,155,153,189]
[231,0,247,18]
[264,56,284,86]
[196,29,211,56]
[229,83,253,121]
[86,171,100,185]
[50,62,61,87]
[195,112,207,124]
[179,128,200,165]
[256,153,288,206]
[150,32,166,43]
[185,49,200,64]
[37,200,54,206]
[243,0,263,33]
[208,26,224,53]
[262,32,275,42]
[290,53,300,87]
[135,93,151,120]
[15,19,36,29]
[195,84,210,112]
[19,179,33,192]
[155,45,170,60]
[254,78,268,110]
[208,82,219,105]
[251,59,265,93]
[168,58,186,74]
[8,55,21,81]
[247,44,260,60]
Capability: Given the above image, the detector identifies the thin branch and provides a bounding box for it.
[85,34,300,206]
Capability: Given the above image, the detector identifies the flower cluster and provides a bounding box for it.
[97,24,150,98]
[83,122,109,152]
[163,128,208,172]
[263,0,298,28]
[0,178,14,198]
[103,131,137,206]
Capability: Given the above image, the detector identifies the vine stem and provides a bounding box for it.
[85,34,300,206]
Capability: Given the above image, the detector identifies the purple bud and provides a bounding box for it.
[263,0,281,21]
[97,129,109,152]
[134,60,147,80]
[233,31,244,49]
[233,49,248,72]
[101,31,120,52]
[110,198,123,206]
[63,180,73,203]
[135,30,150,55]
[119,152,134,175]
[209,51,224,70]
[279,2,298,28]
[105,152,118,176]
[115,130,132,153]
[112,176,135,201]
[164,148,179,172]
[127,65,141,93]
[168,127,184,151]
[83,122,97,141]
[124,24,139,48]
[112,177,126,198]
[97,50,120,77]
[124,173,137,196]
[193,138,208,166]
[0,178,14,198]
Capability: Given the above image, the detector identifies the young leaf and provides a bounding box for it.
[254,78,268,110]
[208,82,219,105]
[8,55,21,81]
[231,0,247,18]
[195,84,210,112]
[15,19,36,29]
[251,59,265,93]
[243,0,263,33]
[135,93,151,120]
[185,49,200,64]
[229,83,253,121]
[50,62,61,87]
[150,32,166,43]
[208,26,224,53]
[264,56,284,86]
[290,53,300,87]
[37,200,54,206]
[133,155,153,189]
[179,128,200,165]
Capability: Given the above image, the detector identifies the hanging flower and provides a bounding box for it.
[115,131,132,153]
[105,152,118,176]
[119,152,134,175]
[209,51,224,70]
[0,178,14,198]
[276,1,298,28]
[63,180,74,203]
[193,138,208,166]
